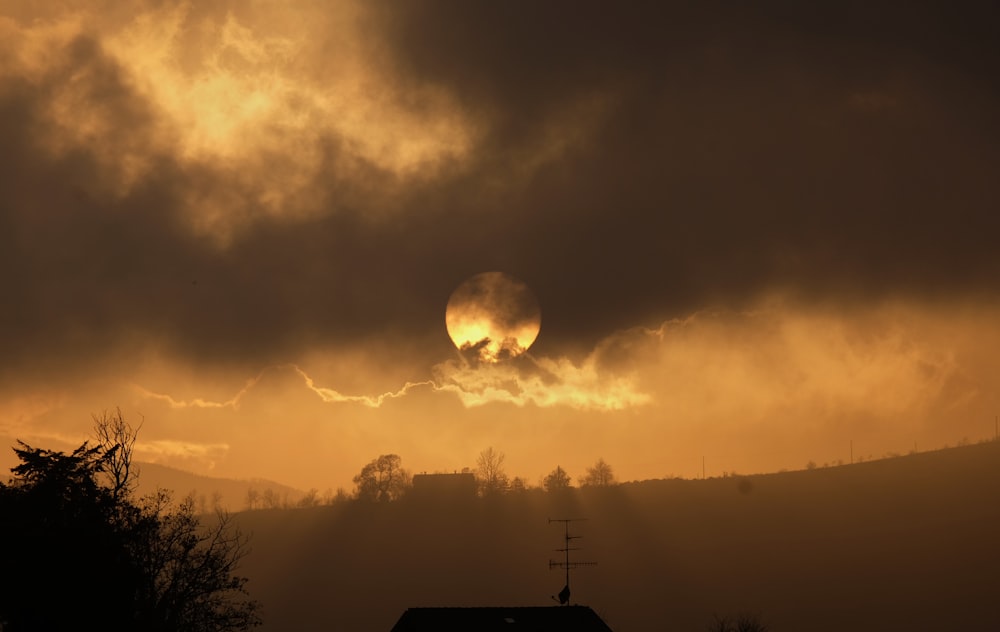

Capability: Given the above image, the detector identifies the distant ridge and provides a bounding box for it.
[620,437,1000,490]
[134,461,302,513]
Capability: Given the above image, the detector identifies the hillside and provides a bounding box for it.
[134,462,302,513]
[232,441,1000,632]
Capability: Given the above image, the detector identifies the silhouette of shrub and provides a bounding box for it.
[708,612,769,632]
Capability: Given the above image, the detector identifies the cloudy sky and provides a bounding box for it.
[2,1,999,491]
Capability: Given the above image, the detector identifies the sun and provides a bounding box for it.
[445,272,541,363]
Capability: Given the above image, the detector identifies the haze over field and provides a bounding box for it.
[234,442,1000,632]
[2,1,999,495]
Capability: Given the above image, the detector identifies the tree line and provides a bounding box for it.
[473,446,616,496]
[243,486,348,510]
[234,448,620,511]
[339,447,618,503]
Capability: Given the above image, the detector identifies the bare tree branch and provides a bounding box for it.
[92,407,142,500]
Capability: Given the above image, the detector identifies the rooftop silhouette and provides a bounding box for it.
[390,605,614,632]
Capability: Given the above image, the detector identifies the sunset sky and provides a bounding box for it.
[2,1,999,492]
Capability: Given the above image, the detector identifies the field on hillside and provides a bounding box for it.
[234,441,1000,631]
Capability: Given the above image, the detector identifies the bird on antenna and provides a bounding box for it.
[558,584,571,605]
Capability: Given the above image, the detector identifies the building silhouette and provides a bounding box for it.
[410,472,477,500]
[390,605,614,631]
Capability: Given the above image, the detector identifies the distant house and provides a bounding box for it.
[390,606,614,631]
[410,472,478,500]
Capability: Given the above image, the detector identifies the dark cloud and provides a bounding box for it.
[375,1,1000,350]
[2,1,999,380]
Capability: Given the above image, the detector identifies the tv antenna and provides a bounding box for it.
[548,518,597,605]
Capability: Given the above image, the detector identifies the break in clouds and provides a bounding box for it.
[2,1,1000,485]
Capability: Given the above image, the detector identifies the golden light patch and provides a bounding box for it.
[432,355,651,410]
[102,4,472,172]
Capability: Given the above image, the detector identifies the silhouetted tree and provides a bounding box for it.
[298,488,320,508]
[132,490,259,631]
[0,417,260,631]
[245,487,259,510]
[261,488,279,509]
[476,446,509,496]
[509,476,529,492]
[92,406,140,500]
[331,487,350,504]
[1,442,134,630]
[543,465,572,491]
[353,454,411,502]
[580,458,616,487]
[189,490,209,514]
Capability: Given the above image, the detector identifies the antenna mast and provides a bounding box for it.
[548,518,597,605]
